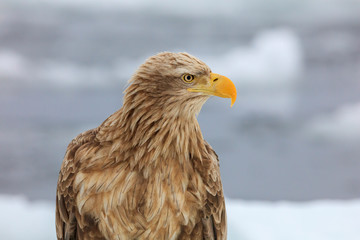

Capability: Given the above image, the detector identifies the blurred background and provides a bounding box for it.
[0,0,360,238]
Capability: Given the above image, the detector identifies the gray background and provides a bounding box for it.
[1,0,360,201]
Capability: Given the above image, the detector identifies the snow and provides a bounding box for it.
[1,194,359,240]
[205,29,302,88]
[227,199,360,240]
[0,0,277,15]
[40,61,114,89]
[306,102,360,140]
[0,51,27,79]
[0,195,55,240]
[4,0,360,19]
[0,50,119,89]
[0,29,302,90]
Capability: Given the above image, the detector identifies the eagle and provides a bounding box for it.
[56,52,237,240]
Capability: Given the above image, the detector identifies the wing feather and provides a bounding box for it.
[201,142,227,240]
[56,128,99,240]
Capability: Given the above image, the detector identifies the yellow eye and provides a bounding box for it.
[182,74,195,83]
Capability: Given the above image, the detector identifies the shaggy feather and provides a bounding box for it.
[56,52,227,240]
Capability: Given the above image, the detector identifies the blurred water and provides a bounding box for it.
[1,1,360,201]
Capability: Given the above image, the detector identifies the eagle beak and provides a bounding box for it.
[188,73,237,107]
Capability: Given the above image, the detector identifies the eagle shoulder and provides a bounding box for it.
[56,128,101,240]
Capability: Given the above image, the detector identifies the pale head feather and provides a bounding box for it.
[124,52,212,117]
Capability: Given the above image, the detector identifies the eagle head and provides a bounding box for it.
[125,52,237,118]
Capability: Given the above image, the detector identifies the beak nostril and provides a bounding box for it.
[213,78,219,82]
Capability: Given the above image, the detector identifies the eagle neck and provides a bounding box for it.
[115,99,207,169]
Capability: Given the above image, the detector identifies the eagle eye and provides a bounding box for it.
[182,74,195,83]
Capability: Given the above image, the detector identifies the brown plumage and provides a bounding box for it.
[56,52,237,240]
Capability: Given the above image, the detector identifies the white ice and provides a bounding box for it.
[5,0,360,19]
[306,102,360,140]
[0,29,303,90]
[1,194,359,240]
[205,29,302,89]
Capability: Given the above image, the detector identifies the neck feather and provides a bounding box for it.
[96,89,207,170]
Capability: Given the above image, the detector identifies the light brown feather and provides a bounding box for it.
[56,52,227,240]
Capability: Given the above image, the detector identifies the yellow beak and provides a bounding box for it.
[188,73,237,107]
